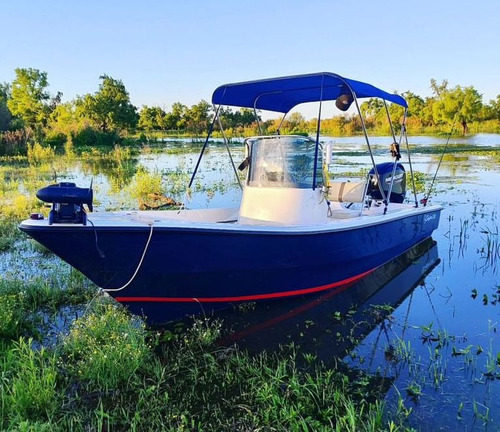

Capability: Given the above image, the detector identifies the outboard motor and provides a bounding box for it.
[367,162,406,203]
[36,182,93,225]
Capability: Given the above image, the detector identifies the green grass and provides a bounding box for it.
[0,296,417,431]
[0,270,98,341]
[3,338,59,423]
[61,301,151,392]
[0,219,22,252]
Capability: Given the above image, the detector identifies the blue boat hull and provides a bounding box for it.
[20,208,441,324]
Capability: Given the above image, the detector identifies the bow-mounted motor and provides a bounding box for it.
[36,182,93,225]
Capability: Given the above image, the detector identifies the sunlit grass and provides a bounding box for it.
[2,338,59,423]
[62,301,151,392]
[0,286,417,431]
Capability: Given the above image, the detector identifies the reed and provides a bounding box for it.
[2,338,59,424]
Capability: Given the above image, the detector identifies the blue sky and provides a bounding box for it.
[2,0,499,118]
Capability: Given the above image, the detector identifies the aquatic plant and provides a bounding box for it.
[61,301,150,392]
[27,142,55,167]
[0,292,417,431]
[0,272,97,342]
[129,167,165,202]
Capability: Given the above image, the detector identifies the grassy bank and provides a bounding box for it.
[0,287,414,431]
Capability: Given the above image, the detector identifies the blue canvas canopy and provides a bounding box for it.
[212,72,408,113]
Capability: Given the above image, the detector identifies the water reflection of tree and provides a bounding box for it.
[80,158,138,193]
[432,154,471,177]
[288,154,312,184]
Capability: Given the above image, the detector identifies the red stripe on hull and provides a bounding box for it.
[114,269,374,304]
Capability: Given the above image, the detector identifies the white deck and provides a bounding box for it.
[21,202,442,234]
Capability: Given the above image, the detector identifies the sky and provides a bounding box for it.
[1,0,499,119]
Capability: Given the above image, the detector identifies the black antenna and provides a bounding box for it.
[422,110,460,206]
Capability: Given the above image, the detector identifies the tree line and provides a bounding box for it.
[1,67,500,156]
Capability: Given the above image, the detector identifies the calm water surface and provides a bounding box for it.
[3,134,500,431]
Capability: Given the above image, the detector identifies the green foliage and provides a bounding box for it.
[0,274,97,341]
[76,75,138,133]
[0,82,12,132]
[430,80,482,133]
[219,107,257,131]
[0,219,21,252]
[70,126,120,147]
[0,194,41,221]
[5,65,500,146]
[169,102,188,130]
[7,68,51,131]
[185,100,213,136]
[138,105,167,131]
[42,132,66,148]
[0,292,28,339]
[27,142,55,166]
[61,302,150,392]
[0,276,414,431]
[129,167,165,201]
[3,338,59,424]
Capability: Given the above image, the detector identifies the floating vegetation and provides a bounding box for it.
[477,226,500,273]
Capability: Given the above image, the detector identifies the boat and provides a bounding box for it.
[19,72,443,325]
[215,237,440,364]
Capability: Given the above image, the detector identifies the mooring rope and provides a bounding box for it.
[102,219,155,292]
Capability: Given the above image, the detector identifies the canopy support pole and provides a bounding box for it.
[353,92,388,212]
[216,106,243,190]
[384,100,401,209]
[188,104,221,188]
[312,74,325,190]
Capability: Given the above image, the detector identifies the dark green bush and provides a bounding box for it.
[71,127,120,147]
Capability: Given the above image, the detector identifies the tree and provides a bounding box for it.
[430,80,482,133]
[0,82,12,131]
[219,107,257,129]
[7,68,51,130]
[165,102,188,130]
[458,86,483,133]
[185,100,212,135]
[360,98,384,119]
[430,79,449,97]
[77,75,138,132]
[485,95,500,120]
[47,102,81,135]
[402,91,425,119]
[138,105,166,131]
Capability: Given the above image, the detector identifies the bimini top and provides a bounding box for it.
[212,72,407,113]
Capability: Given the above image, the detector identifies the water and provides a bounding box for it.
[3,134,500,430]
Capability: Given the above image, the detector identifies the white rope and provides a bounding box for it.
[103,221,155,292]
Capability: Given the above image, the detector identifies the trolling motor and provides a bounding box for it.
[36,182,93,225]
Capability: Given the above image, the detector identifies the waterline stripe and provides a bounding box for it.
[115,269,374,303]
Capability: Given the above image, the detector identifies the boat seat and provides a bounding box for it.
[327,181,367,203]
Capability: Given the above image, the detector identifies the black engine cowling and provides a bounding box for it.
[367,162,406,203]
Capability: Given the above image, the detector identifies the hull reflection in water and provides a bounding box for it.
[213,237,439,362]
